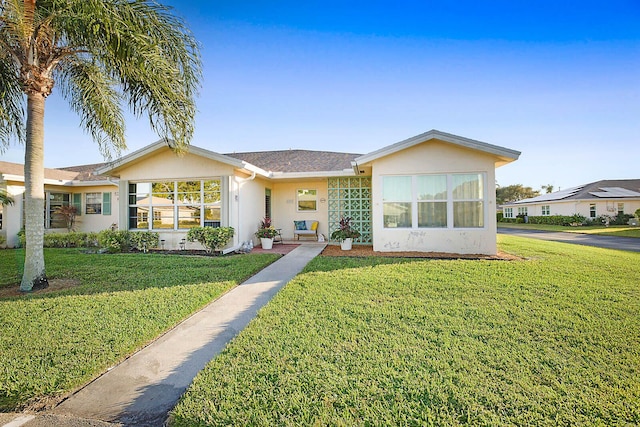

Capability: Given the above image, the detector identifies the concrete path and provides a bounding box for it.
[498,227,640,252]
[25,243,326,427]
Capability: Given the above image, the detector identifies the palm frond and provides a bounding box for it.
[0,54,24,149]
[57,58,125,159]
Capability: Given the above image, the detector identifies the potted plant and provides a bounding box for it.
[330,216,361,250]
[255,217,278,249]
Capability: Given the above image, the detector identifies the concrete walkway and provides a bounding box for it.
[3,244,325,427]
[498,227,640,252]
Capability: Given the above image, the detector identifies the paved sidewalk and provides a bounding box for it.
[2,244,325,427]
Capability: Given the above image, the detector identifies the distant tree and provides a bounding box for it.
[54,205,77,232]
[541,184,554,194]
[496,184,540,205]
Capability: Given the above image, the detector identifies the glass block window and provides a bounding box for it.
[328,177,372,243]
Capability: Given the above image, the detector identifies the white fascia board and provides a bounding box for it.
[68,179,120,187]
[1,174,25,183]
[269,169,356,180]
[354,129,521,165]
[238,161,271,178]
[95,139,168,175]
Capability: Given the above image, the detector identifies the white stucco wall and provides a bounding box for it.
[370,140,499,255]
[271,180,329,241]
[2,183,24,247]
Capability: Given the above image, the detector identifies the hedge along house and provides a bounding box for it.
[502,179,640,222]
[2,130,520,255]
[0,161,119,247]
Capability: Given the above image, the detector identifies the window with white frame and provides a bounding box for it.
[542,205,550,216]
[504,207,513,218]
[517,207,528,217]
[590,203,596,218]
[297,189,317,212]
[128,180,221,230]
[86,192,102,214]
[618,203,624,215]
[382,173,485,229]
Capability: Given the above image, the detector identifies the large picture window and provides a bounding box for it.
[47,192,70,228]
[129,180,222,230]
[382,173,486,229]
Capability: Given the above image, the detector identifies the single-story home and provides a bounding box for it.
[1,129,520,254]
[502,179,640,220]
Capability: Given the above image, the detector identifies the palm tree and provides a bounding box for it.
[0,189,14,206]
[0,0,201,291]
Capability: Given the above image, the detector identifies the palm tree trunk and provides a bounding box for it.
[20,92,49,292]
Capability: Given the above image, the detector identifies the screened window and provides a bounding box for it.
[297,189,317,211]
[542,205,550,216]
[129,180,221,230]
[382,173,486,229]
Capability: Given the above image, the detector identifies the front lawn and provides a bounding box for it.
[171,235,640,426]
[0,249,279,410]
[498,222,640,238]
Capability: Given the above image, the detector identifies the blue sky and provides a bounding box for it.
[3,0,639,190]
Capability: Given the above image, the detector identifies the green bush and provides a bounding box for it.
[97,230,131,253]
[130,231,159,252]
[524,214,588,226]
[187,226,234,254]
[0,235,5,246]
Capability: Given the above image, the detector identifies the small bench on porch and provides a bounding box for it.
[293,220,318,240]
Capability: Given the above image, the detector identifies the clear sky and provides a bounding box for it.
[2,0,639,190]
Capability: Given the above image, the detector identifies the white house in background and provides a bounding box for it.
[502,179,640,220]
[1,130,520,254]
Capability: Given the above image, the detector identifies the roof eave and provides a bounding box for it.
[354,129,521,166]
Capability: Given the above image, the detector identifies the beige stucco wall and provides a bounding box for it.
[271,180,329,241]
[72,185,119,233]
[113,149,241,251]
[370,140,499,255]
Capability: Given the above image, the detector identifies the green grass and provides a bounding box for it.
[0,249,280,410]
[171,235,640,426]
[498,222,640,238]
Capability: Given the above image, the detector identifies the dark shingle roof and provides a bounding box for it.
[225,150,361,173]
[59,163,109,181]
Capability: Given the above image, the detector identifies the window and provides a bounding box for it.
[590,203,596,218]
[517,207,528,217]
[297,189,317,211]
[504,207,513,218]
[618,203,624,215]
[383,176,412,228]
[128,179,222,230]
[417,175,447,227]
[72,194,82,216]
[542,205,550,216]
[86,193,102,214]
[48,192,70,228]
[382,173,485,229]
[452,174,484,228]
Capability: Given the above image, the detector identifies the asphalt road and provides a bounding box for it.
[498,227,640,253]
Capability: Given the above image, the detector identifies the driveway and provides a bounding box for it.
[498,227,640,253]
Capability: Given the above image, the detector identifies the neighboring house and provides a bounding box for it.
[503,179,640,221]
[1,129,520,254]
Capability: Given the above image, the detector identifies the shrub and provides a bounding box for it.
[187,226,234,254]
[98,230,132,253]
[130,231,160,253]
[0,235,5,246]
[636,208,640,219]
